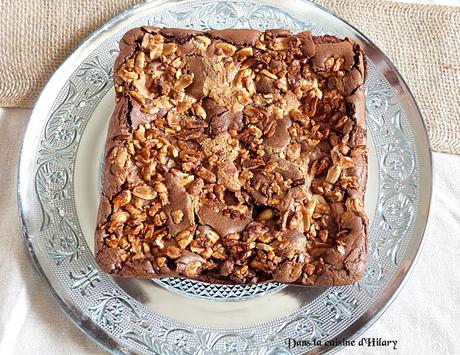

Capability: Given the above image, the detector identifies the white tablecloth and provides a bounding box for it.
[1,1,460,353]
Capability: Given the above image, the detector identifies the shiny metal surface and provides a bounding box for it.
[17,0,432,353]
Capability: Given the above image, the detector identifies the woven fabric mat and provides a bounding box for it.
[0,0,458,154]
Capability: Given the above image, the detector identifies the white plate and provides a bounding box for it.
[18,0,432,353]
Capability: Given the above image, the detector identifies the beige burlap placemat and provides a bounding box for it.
[0,0,459,154]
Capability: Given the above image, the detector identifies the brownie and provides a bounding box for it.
[95,26,368,286]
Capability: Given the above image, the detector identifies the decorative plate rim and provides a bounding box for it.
[17,0,433,354]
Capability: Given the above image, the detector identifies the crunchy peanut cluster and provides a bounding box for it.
[98,28,367,285]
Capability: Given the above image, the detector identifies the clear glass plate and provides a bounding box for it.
[17,0,432,354]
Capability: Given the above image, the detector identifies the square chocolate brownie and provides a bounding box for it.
[95,27,368,285]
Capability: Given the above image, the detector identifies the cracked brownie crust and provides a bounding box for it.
[95,26,368,286]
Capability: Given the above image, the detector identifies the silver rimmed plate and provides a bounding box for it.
[18,0,432,353]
